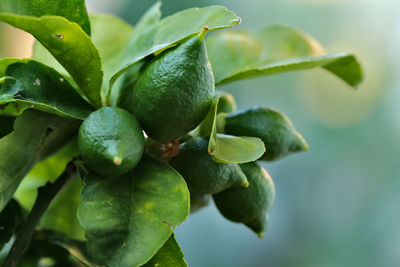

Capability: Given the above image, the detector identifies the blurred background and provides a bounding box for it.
[2,0,400,266]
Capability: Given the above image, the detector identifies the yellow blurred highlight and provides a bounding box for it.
[298,44,386,127]
[0,22,34,58]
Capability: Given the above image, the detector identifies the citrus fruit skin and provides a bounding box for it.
[215,91,236,114]
[190,194,211,213]
[78,107,145,176]
[224,107,308,161]
[132,34,215,141]
[169,137,248,195]
[213,162,275,237]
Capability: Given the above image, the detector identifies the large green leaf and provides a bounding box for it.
[110,4,241,90]
[41,176,85,240]
[206,25,363,88]
[203,97,265,163]
[78,156,190,267]
[0,110,80,211]
[143,234,188,267]
[0,15,103,107]
[105,2,161,106]
[0,59,94,119]
[0,0,91,35]
[89,14,134,104]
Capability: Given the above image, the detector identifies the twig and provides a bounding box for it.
[2,161,78,267]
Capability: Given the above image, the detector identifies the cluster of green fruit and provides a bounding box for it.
[77,28,307,237]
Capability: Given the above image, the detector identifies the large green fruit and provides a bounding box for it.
[78,107,145,176]
[213,162,275,237]
[224,107,308,161]
[132,30,215,141]
[169,137,248,195]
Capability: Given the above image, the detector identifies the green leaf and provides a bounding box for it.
[110,4,241,90]
[41,177,85,240]
[105,2,161,106]
[14,141,78,210]
[0,59,94,119]
[0,199,23,250]
[206,25,363,88]
[204,97,265,163]
[89,14,134,104]
[143,234,188,267]
[0,110,79,211]
[0,15,103,107]
[78,156,190,267]
[0,0,91,35]
[33,230,98,267]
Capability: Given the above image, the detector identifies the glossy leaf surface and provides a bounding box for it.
[79,156,189,267]
[0,15,103,107]
[204,97,265,163]
[0,59,93,119]
[0,110,79,211]
[143,234,187,267]
[110,4,241,89]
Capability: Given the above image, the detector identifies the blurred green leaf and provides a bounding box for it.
[0,199,23,250]
[0,0,91,35]
[110,4,241,89]
[143,234,187,267]
[0,60,94,119]
[0,15,103,107]
[14,141,78,210]
[207,25,363,88]
[0,110,79,211]
[78,156,190,267]
[41,178,85,240]
[89,14,134,105]
[204,97,265,163]
[33,230,97,266]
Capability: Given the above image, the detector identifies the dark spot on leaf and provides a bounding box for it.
[208,148,214,154]
[52,33,64,40]
[45,127,55,137]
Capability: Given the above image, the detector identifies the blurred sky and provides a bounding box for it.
[1,0,400,266]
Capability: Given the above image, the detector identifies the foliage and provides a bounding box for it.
[0,0,363,266]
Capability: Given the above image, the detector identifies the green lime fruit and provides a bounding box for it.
[78,107,145,176]
[215,91,236,114]
[132,29,215,141]
[169,137,248,195]
[224,107,308,161]
[213,162,275,237]
[190,194,211,213]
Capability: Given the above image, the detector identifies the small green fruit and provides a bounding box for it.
[190,194,211,213]
[213,162,275,237]
[215,91,237,114]
[78,107,145,176]
[224,107,308,161]
[169,137,248,195]
[132,29,215,141]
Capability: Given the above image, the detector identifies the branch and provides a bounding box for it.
[2,161,78,267]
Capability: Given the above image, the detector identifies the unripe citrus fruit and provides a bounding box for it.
[78,107,145,176]
[213,162,275,237]
[224,107,308,161]
[169,137,248,195]
[132,29,214,141]
[215,91,236,114]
